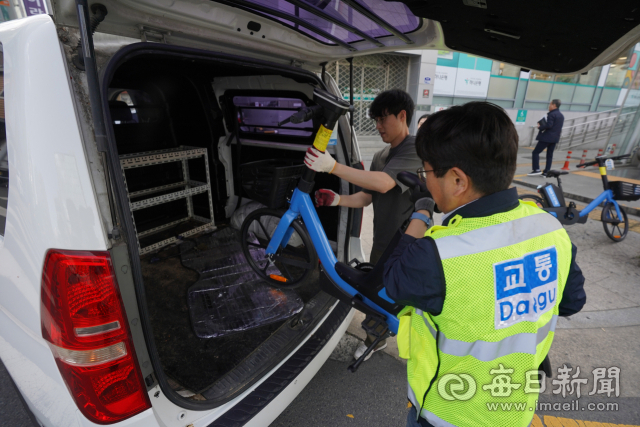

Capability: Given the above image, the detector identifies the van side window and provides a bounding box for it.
[0,45,7,237]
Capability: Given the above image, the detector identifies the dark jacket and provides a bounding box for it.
[536,108,564,143]
[383,187,586,317]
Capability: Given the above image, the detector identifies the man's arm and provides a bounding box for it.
[332,163,397,194]
[383,233,446,315]
[558,243,586,316]
[338,191,372,208]
[539,113,555,131]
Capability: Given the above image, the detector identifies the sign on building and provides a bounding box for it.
[516,110,528,126]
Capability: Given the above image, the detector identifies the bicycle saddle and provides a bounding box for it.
[545,170,569,178]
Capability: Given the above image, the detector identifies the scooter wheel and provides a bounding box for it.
[240,208,318,289]
[601,203,628,242]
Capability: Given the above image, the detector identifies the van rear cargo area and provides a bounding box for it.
[140,225,322,394]
[104,45,346,402]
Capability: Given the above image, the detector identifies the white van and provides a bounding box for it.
[0,1,637,426]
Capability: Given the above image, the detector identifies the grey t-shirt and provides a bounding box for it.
[363,135,423,253]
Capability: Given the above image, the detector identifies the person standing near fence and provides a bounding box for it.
[528,99,565,176]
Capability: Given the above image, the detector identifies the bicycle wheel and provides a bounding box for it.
[518,194,547,209]
[601,203,628,242]
[241,208,317,289]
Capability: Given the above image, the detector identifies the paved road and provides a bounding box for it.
[0,359,36,427]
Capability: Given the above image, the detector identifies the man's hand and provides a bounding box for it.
[415,197,435,217]
[409,184,435,217]
[409,184,440,218]
[304,147,337,173]
[314,189,340,207]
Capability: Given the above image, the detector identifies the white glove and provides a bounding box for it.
[304,147,337,173]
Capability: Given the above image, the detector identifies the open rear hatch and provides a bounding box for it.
[55,0,640,73]
[99,42,353,406]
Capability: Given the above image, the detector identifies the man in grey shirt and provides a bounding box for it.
[362,133,419,262]
[304,89,423,360]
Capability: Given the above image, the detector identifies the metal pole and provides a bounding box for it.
[347,57,354,158]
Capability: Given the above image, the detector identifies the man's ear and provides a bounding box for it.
[398,109,406,124]
[449,167,471,196]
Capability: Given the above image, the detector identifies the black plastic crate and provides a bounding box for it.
[610,181,640,201]
[240,159,304,209]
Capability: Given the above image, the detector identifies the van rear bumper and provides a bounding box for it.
[208,301,352,427]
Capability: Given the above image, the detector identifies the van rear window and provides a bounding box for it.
[233,95,313,138]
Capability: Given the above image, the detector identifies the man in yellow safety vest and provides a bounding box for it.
[383,102,586,427]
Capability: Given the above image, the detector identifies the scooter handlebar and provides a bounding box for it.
[397,171,425,192]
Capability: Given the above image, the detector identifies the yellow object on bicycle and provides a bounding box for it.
[313,124,333,152]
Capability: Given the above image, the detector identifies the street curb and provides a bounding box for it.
[512,179,640,217]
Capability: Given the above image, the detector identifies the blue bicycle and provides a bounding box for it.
[240,88,418,371]
[518,154,639,242]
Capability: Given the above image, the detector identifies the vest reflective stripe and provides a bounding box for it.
[434,213,563,260]
[408,383,419,409]
[415,309,437,339]
[416,309,558,361]
[421,408,458,427]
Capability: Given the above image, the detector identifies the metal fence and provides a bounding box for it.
[327,54,409,136]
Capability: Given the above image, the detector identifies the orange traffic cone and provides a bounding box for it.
[578,149,588,166]
[596,148,604,158]
[561,151,572,171]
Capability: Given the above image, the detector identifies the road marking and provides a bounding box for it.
[532,414,640,427]
[573,170,640,185]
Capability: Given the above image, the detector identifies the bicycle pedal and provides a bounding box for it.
[361,314,389,338]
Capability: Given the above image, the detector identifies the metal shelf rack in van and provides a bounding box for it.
[119,146,216,255]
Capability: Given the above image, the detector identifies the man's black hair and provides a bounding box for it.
[368,89,415,126]
[418,114,430,122]
[552,99,561,108]
[415,102,518,196]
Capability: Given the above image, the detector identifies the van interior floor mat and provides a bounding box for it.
[140,225,321,394]
[182,228,304,339]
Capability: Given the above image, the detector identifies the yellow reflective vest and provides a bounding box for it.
[397,201,573,427]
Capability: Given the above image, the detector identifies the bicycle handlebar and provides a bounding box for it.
[576,153,630,168]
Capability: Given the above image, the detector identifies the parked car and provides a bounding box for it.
[0,1,638,426]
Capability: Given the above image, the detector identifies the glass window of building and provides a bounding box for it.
[490,62,520,78]
[529,71,554,81]
[555,74,579,84]
[578,67,601,86]
[604,54,632,87]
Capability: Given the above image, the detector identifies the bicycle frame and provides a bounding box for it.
[578,189,623,219]
[264,187,401,334]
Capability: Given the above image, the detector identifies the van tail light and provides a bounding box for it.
[41,250,151,424]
